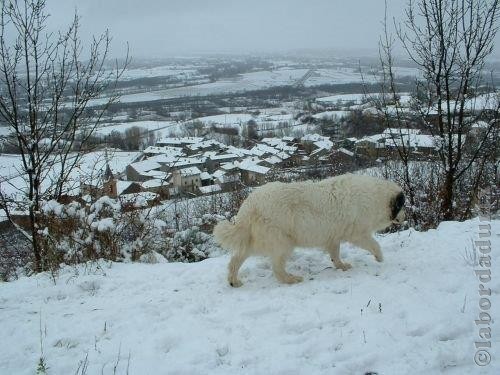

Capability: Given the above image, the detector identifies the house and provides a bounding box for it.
[199,171,213,186]
[382,128,421,137]
[185,139,226,155]
[206,153,240,172]
[140,175,172,199]
[226,145,255,158]
[385,133,437,158]
[212,168,240,190]
[301,133,332,153]
[237,158,271,185]
[309,147,332,164]
[354,135,387,158]
[102,179,143,198]
[172,166,202,194]
[158,156,207,172]
[126,159,162,182]
[143,145,184,158]
[330,148,356,173]
[263,155,284,167]
[282,136,298,145]
[343,137,358,150]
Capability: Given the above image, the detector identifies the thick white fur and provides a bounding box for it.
[213,174,405,287]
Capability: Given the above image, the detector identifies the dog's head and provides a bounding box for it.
[390,191,405,225]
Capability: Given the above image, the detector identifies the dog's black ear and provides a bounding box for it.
[391,192,405,220]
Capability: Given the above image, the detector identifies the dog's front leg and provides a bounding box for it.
[352,235,384,262]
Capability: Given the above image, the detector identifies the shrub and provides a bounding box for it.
[163,226,217,263]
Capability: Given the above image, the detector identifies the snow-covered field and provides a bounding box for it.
[1,218,498,374]
[94,120,181,137]
[88,67,383,106]
[117,66,199,81]
[315,93,374,104]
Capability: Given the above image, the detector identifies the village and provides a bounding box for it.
[85,111,490,208]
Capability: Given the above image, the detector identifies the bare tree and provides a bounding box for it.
[379,0,499,224]
[124,126,145,150]
[0,0,129,272]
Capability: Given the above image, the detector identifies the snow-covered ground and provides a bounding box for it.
[117,66,199,81]
[316,93,375,104]
[94,120,181,137]
[1,218,498,374]
[88,67,382,106]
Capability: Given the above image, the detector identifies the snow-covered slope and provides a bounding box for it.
[1,219,499,374]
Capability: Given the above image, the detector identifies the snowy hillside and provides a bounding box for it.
[1,218,498,374]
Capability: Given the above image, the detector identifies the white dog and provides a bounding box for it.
[213,174,405,287]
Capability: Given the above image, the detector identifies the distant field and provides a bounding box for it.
[89,66,390,106]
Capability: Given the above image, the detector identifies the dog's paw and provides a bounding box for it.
[229,279,243,288]
[374,253,384,262]
[281,274,303,284]
[340,262,352,271]
[334,262,352,271]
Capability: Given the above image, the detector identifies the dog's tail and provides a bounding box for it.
[213,219,251,252]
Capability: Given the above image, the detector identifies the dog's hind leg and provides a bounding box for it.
[327,240,352,271]
[270,242,303,284]
[228,250,249,287]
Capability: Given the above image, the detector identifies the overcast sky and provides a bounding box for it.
[46,0,499,59]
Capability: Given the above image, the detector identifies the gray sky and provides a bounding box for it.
[46,0,499,59]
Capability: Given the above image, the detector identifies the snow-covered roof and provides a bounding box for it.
[264,155,283,165]
[261,137,282,146]
[171,157,207,168]
[280,145,297,153]
[313,139,333,150]
[382,128,421,136]
[129,159,162,173]
[177,166,202,176]
[251,144,279,156]
[141,170,170,179]
[152,156,206,169]
[226,146,254,157]
[385,134,437,148]
[337,148,354,157]
[141,178,168,189]
[209,153,238,161]
[355,134,385,145]
[275,151,291,160]
[187,139,226,151]
[237,158,270,175]
[99,152,142,176]
[219,162,239,172]
[116,181,135,196]
[212,169,226,179]
[143,146,184,156]
[200,172,212,180]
